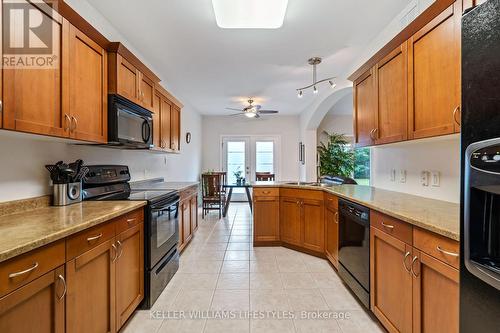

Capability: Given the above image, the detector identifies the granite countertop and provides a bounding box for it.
[252,182,460,241]
[0,200,146,263]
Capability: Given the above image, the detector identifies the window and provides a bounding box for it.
[226,141,246,185]
[354,147,371,185]
[255,141,274,173]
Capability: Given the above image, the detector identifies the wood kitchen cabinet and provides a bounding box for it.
[191,195,199,233]
[171,105,181,152]
[3,1,69,138]
[152,84,183,153]
[178,185,199,252]
[408,2,461,139]
[181,199,192,248]
[325,194,339,268]
[353,68,377,147]
[302,199,324,253]
[66,238,116,333]
[375,43,408,145]
[253,188,280,244]
[115,223,144,329]
[280,197,303,247]
[108,42,160,113]
[68,24,107,143]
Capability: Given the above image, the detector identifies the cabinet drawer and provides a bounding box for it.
[324,193,338,211]
[280,188,323,201]
[116,208,144,234]
[414,227,459,269]
[371,211,412,245]
[0,240,65,297]
[66,221,115,260]
[253,188,279,197]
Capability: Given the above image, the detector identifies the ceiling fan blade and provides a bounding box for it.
[258,110,279,114]
[254,113,261,119]
[227,113,243,116]
[225,107,243,111]
[254,105,262,110]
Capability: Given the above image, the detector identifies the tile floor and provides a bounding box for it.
[122,204,385,333]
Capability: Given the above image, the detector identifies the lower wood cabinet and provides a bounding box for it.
[370,214,459,333]
[302,199,324,252]
[0,266,66,333]
[66,238,116,333]
[280,197,302,247]
[253,189,280,244]
[178,185,199,252]
[325,194,339,268]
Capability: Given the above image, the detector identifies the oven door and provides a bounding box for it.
[149,199,180,268]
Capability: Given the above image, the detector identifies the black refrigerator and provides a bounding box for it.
[461,0,500,332]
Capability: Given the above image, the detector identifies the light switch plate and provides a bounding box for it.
[421,171,429,186]
[399,169,407,183]
[431,171,440,187]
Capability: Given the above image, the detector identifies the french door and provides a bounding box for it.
[222,136,279,201]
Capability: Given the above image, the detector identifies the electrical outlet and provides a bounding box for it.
[390,169,396,182]
[431,171,440,187]
[399,169,407,183]
[421,171,429,186]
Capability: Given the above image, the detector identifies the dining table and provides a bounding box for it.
[222,182,252,217]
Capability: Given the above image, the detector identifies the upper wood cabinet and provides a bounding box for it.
[171,105,181,151]
[353,68,377,147]
[108,42,160,113]
[152,84,182,153]
[0,266,66,333]
[2,1,108,144]
[375,43,408,145]
[68,25,107,143]
[3,2,69,138]
[408,2,461,139]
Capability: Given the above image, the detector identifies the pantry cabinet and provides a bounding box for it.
[253,188,280,244]
[408,2,461,139]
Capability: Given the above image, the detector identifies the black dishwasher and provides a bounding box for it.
[338,198,370,308]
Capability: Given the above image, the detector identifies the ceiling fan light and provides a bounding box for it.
[298,90,303,98]
[329,80,337,89]
[212,0,288,29]
[245,112,257,118]
[313,86,318,94]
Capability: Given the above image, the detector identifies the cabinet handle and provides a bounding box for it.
[334,212,339,224]
[411,256,419,277]
[71,116,78,131]
[381,222,394,230]
[262,191,270,194]
[373,128,378,139]
[403,251,411,273]
[57,274,67,300]
[436,246,459,258]
[111,243,118,262]
[64,114,71,131]
[0,100,2,112]
[117,240,123,259]
[8,262,39,278]
[87,233,103,242]
[127,218,137,224]
[369,129,375,140]
[453,106,461,126]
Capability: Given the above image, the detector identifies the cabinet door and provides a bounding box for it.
[152,93,162,148]
[170,106,181,151]
[66,238,116,333]
[302,199,324,253]
[370,227,413,333]
[191,195,199,233]
[161,98,172,150]
[325,206,339,267]
[375,43,408,145]
[408,2,461,139]
[280,197,302,246]
[354,68,377,147]
[182,200,192,246]
[253,197,280,243]
[139,73,155,111]
[0,266,65,333]
[68,25,107,143]
[3,2,69,138]
[117,55,139,103]
[412,250,459,333]
[116,223,144,330]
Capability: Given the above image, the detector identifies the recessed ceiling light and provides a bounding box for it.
[212,0,288,29]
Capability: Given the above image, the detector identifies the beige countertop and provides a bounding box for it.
[0,200,146,263]
[252,182,460,241]
[162,182,199,191]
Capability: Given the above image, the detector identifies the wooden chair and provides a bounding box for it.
[202,173,225,219]
[256,172,275,181]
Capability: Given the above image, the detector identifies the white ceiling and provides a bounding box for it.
[87,0,409,115]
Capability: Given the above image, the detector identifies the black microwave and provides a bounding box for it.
[108,94,153,149]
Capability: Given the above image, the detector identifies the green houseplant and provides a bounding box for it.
[317,131,355,178]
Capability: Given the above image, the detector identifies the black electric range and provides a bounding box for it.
[82,165,180,309]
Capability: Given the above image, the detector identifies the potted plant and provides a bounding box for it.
[317,131,355,178]
[233,168,243,185]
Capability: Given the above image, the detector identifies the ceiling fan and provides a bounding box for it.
[226,99,279,118]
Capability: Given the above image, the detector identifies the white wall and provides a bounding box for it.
[371,135,460,203]
[0,0,202,202]
[202,116,300,181]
